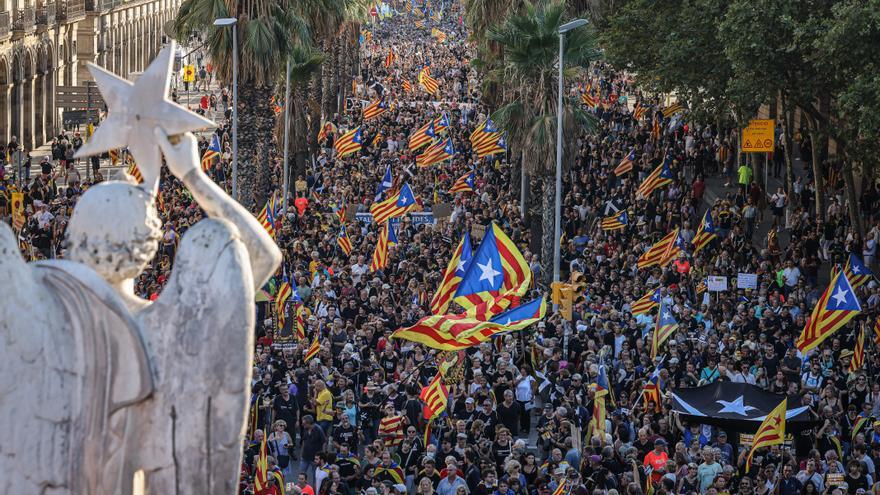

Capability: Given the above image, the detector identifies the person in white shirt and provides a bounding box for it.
[351,255,369,284]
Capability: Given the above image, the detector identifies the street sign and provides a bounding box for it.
[741,119,775,152]
[370,5,378,17]
[182,64,196,83]
[56,84,105,109]
[62,109,101,126]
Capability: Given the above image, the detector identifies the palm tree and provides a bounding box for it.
[174,0,308,209]
[275,45,324,185]
[486,0,598,283]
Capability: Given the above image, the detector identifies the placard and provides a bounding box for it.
[707,276,728,292]
[737,273,758,290]
[472,223,487,240]
[432,203,452,219]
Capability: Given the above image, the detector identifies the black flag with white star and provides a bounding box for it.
[670,382,818,433]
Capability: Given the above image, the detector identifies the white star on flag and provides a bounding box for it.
[477,259,501,284]
[831,286,849,307]
[716,396,757,416]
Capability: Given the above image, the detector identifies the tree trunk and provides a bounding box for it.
[237,83,276,211]
[292,84,309,181]
[320,38,333,120]
[805,113,825,223]
[842,160,864,239]
[540,176,555,285]
[780,92,795,218]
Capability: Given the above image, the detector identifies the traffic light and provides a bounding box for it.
[559,284,574,321]
[550,281,565,305]
[570,271,587,305]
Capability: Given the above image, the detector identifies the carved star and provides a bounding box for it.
[831,287,849,307]
[716,396,757,416]
[74,41,215,192]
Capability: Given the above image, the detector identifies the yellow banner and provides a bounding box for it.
[182,65,196,83]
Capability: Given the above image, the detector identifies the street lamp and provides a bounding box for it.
[214,17,239,201]
[553,18,589,285]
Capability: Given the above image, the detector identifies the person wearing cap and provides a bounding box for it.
[644,438,669,485]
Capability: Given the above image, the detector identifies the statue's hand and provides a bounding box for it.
[154,127,200,180]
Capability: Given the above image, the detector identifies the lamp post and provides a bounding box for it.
[553,18,589,285]
[214,17,238,201]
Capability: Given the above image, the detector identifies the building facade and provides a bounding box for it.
[0,0,179,152]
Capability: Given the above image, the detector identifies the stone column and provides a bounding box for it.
[23,74,35,151]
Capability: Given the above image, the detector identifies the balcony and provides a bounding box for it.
[86,0,118,12]
[13,7,36,35]
[0,12,10,40]
[37,3,56,26]
[57,0,86,22]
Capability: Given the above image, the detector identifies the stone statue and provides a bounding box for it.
[0,43,282,494]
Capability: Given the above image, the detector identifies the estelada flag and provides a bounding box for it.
[334,127,363,157]
[600,210,628,231]
[384,49,395,68]
[796,269,861,352]
[630,288,661,316]
[614,148,636,176]
[745,399,787,472]
[637,230,677,269]
[692,209,718,254]
[430,232,473,315]
[452,223,531,318]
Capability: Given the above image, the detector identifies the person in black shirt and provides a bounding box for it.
[335,443,361,488]
[273,384,299,454]
[496,390,522,437]
[475,399,500,440]
[332,412,358,452]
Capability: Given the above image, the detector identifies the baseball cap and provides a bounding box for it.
[393,484,408,494]
[465,397,475,404]
[654,438,667,446]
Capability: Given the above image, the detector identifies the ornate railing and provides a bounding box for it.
[0,12,11,40]
[13,7,36,34]
[37,3,55,26]
[57,0,86,21]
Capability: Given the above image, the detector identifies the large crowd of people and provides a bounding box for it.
[3,2,880,495]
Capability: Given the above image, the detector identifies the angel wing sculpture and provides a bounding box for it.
[0,43,282,494]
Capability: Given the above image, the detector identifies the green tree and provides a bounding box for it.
[174,0,308,209]
[485,0,598,282]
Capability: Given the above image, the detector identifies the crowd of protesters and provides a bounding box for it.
[3,2,880,495]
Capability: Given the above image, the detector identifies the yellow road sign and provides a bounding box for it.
[741,119,775,152]
[182,65,196,83]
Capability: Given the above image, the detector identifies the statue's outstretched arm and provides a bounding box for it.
[154,128,282,290]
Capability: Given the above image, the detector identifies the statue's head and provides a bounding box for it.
[66,181,162,284]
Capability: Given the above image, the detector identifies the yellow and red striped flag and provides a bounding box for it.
[874,316,880,346]
[651,301,678,358]
[276,277,292,330]
[337,225,353,256]
[692,210,718,254]
[402,79,412,92]
[600,210,629,231]
[745,399,787,472]
[254,432,269,491]
[850,325,866,372]
[637,230,678,269]
[796,270,862,353]
[317,121,337,143]
[126,154,143,183]
[630,288,661,316]
[637,158,674,197]
[370,183,417,224]
[420,372,449,420]
[614,148,636,176]
[303,335,320,363]
[393,297,546,350]
[633,103,647,121]
[370,222,397,272]
[844,253,874,289]
[430,232,473,314]
[419,68,439,95]
[295,304,307,340]
[334,127,363,157]
[416,138,454,167]
[661,101,684,118]
[384,49,395,68]
[581,86,597,109]
[409,120,438,151]
[363,99,389,120]
[431,28,447,43]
